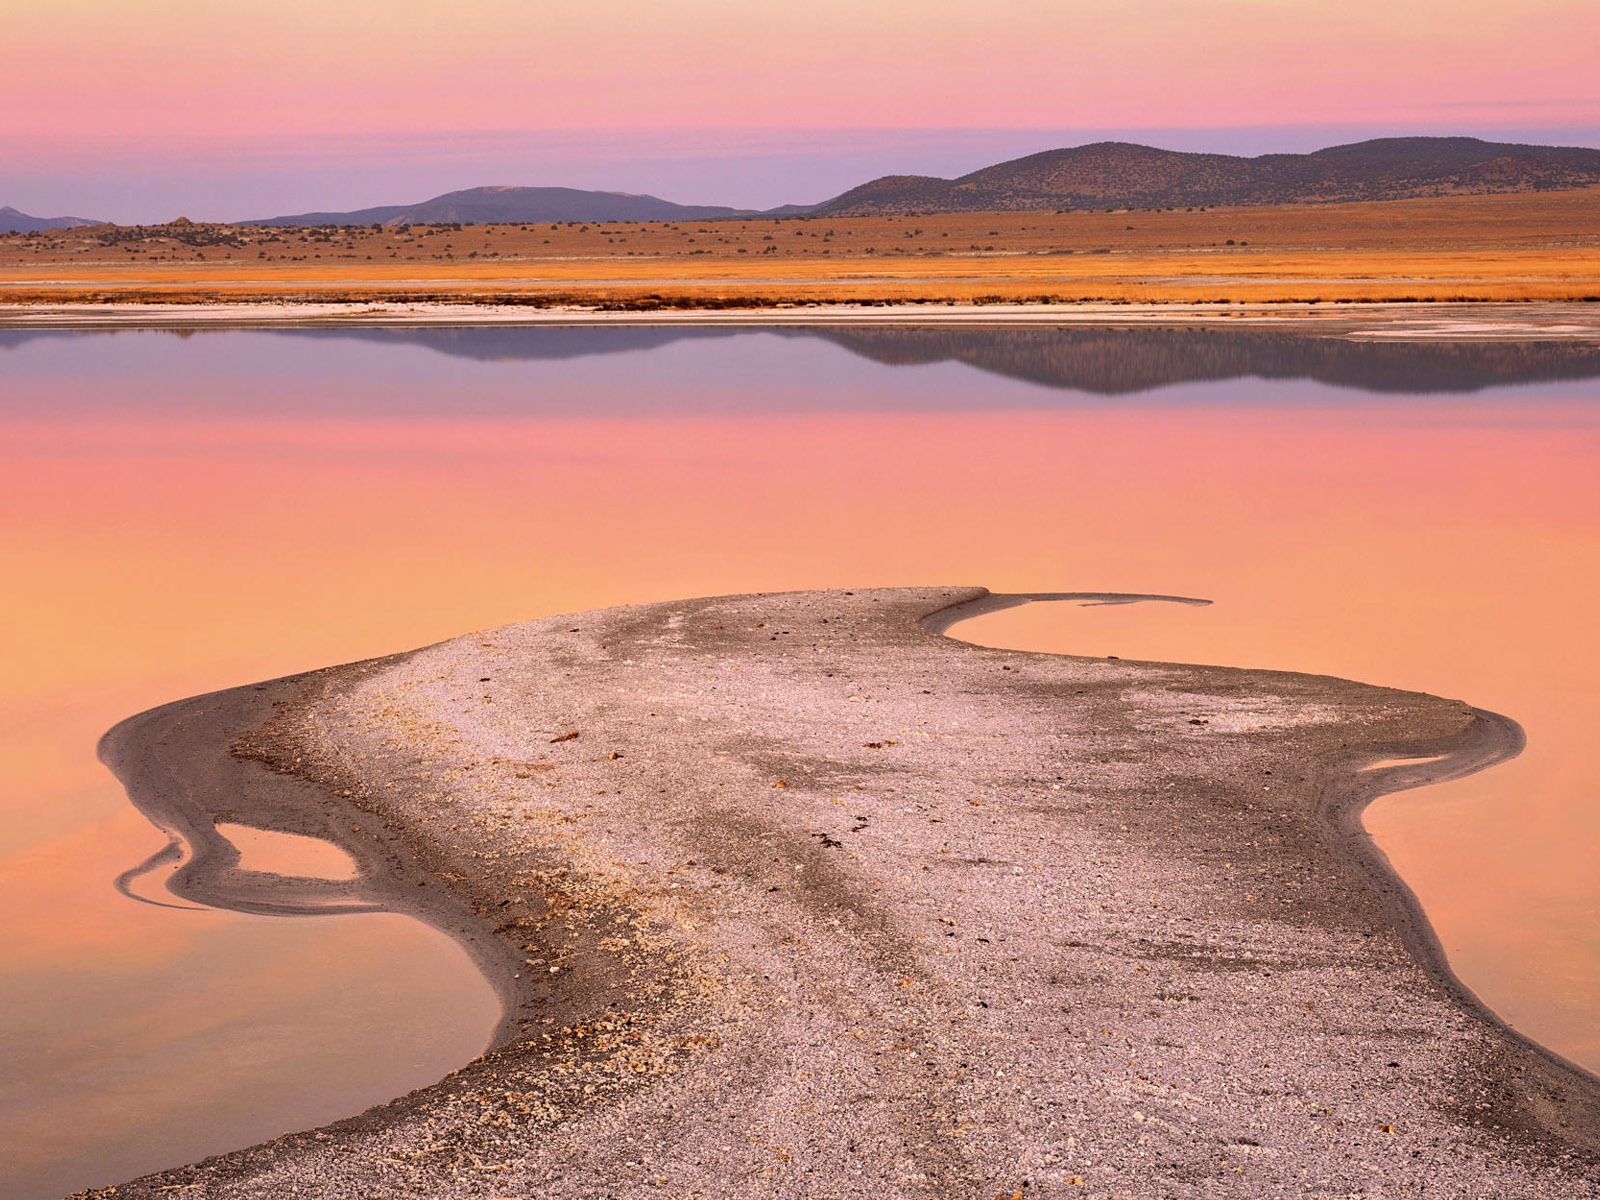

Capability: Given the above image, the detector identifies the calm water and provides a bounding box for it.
[1,325,1597,1196]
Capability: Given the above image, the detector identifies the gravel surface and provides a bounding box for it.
[93,587,1600,1198]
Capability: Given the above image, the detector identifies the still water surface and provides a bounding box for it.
[1,325,1596,1196]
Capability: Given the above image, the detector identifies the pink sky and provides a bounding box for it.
[4,0,1598,220]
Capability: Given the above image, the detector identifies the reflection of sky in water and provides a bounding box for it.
[210,824,362,882]
[1,326,1597,1196]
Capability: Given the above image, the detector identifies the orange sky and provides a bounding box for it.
[4,2,1599,228]
[6,0,1596,138]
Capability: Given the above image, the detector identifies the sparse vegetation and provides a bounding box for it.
[1,188,1597,307]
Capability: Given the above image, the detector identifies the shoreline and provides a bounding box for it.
[91,587,1600,1197]
[4,298,1600,341]
[932,595,1600,1143]
[97,660,543,1054]
[1307,709,1600,1107]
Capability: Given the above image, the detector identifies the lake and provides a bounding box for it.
[1,323,1596,1197]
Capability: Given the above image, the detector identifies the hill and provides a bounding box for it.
[250,185,758,227]
[812,136,1600,215]
[0,205,103,233]
[15,137,1600,231]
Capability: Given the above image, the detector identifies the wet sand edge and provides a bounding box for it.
[97,653,564,1055]
[931,591,1600,1157]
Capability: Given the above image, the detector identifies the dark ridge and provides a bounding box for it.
[0,205,104,233]
[14,137,1600,230]
[812,136,1600,215]
[248,186,764,228]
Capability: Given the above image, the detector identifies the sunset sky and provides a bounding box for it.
[5,0,1598,221]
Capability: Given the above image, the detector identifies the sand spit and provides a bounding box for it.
[92,587,1600,1199]
[7,299,1600,340]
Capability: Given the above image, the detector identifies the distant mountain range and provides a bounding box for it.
[810,137,1600,215]
[248,186,783,227]
[0,205,103,233]
[9,137,1600,231]
[238,138,1600,226]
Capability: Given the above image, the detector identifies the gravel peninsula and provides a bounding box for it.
[95,587,1600,1198]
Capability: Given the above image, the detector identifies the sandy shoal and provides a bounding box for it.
[93,587,1600,1199]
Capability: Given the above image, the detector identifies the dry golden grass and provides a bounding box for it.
[3,189,1598,307]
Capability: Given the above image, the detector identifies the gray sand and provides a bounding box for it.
[94,587,1600,1198]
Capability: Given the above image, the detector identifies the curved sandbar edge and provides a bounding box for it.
[91,586,1600,1198]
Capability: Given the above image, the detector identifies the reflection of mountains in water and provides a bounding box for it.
[287,325,749,363]
[290,325,1600,394]
[807,327,1600,395]
[6,324,1600,396]
[0,325,743,362]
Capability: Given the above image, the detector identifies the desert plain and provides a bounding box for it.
[3,188,1598,310]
